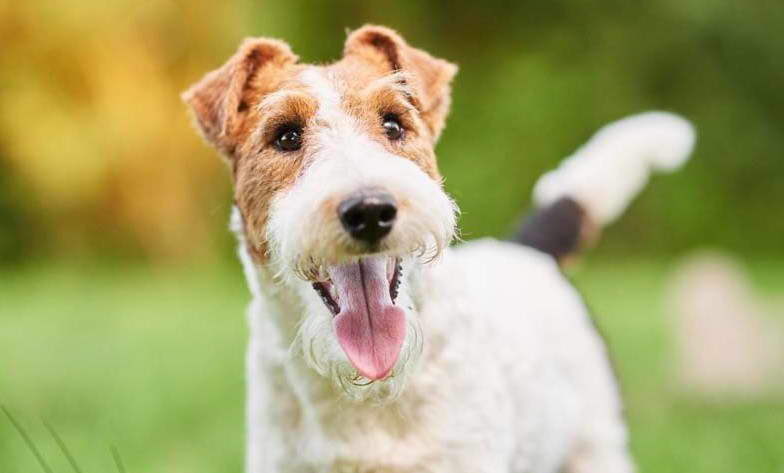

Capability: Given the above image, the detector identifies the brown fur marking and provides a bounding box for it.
[344,25,457,140]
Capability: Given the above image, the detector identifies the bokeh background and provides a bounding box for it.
[1,1,782,472]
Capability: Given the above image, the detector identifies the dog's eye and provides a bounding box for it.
[382,114,404,141]
[274,126,303,152]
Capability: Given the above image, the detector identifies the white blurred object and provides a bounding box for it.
[534,111,696,225]
[667,251,783,399]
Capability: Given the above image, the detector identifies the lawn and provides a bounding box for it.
[1,257,782,473]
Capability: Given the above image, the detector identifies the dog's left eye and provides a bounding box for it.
[382,114,404,141]
[274,126,303,152]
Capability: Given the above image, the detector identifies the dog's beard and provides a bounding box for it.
[267,201,448,401]
[262,152,456,400]
[292,279,424,402]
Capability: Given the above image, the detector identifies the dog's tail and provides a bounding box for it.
[515,111,696,262]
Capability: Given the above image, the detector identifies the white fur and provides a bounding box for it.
[241,239,631,473]
[241,70,643,473]
[533,111,695,224]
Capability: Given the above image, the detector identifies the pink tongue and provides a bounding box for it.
[329,257,406,380]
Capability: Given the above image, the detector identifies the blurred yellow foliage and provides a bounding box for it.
[0,0,248,260]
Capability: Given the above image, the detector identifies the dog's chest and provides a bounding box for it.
[277,375,575,473]
[280,385,452,473]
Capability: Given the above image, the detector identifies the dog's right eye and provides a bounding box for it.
[382,114,404,141]
[274,126,303,152]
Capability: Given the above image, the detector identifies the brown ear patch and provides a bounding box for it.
[344,25,457,141]
[182,38,298,158]
[347,27,403,71]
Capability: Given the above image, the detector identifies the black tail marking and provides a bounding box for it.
[513,197,585,261]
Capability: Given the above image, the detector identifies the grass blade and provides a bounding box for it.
[43,419,84,473]
[110,444,127,473]
[1,405,54,473]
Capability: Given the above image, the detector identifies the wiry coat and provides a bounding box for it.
[240,235,629,473]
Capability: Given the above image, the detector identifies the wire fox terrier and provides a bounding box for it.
[183,25,695,473]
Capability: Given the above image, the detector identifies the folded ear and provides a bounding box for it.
[344,25,457,142]
[182,38,298,157]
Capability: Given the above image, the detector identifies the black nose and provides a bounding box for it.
[338,191,397,245]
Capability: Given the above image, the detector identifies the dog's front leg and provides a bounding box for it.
[245,335,292,473]
[563,435,634,473]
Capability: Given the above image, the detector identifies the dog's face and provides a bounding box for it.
[183,26,457,395]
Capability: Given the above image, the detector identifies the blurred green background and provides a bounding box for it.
[1,1,782,472]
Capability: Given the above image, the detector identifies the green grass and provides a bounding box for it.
[571,258,784,473]
[1,258,782,472]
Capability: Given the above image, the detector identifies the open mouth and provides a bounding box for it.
[312,257,402,315]
[311,257,405,381]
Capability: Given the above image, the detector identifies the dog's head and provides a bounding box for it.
[183,25,457,397]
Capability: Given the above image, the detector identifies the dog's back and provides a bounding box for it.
[407,111,696,473]
[429,241,613,472]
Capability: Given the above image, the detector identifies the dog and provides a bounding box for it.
[183,25,695,473]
